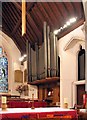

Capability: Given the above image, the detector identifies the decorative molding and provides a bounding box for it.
[64,36,85,51]
[73,80,85,85]
[29,77,60,85]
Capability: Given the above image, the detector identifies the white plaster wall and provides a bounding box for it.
[24,61,27,70]
[0,31,21,95]
[0,31,38,99]
[58,25,85,108]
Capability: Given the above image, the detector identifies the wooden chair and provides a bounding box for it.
[78,111,87,120]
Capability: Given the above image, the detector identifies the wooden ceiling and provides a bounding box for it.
[2,2,85,54]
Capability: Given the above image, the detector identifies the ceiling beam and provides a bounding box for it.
[19,25,34,45]
[18,27,26,45]
[2,10,13,32]
[14,34,26,54]
[26,2,36,12]
[8,2,21,36]
[2,20,11,34]
[27,22,38,43]
[27,12,42,42]
[6,2,21,36]
[63,2,75,17]
[6,3,18,23]
[10,2,21,20]
[11,19,21,36]
[27,4,44,44]
[62,2,71,19]
[2,14,25,54]
[25,34,33,44]
[8,3,35,42]
[48,2,63,27]
[33,5,44,25]
[31,10,42,31]
[74,2,83,19]
[55,3,68,20]
[2,28,23,53]
[54,2,64,20]
[13,2,42,41]
[37,3,54,29]
[4,2,39,46]
[42,3,58,28]
[58,19,84,39]
[4,4,15,25]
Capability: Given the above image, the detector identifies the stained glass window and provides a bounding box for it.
[0,47,2,55]
[0,49,8,92]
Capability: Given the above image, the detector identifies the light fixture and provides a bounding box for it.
[54,17,77,35]
[66,21,70,26]
[63,24,67,29]
[23,54,27,57]
[60,27,63,30]
[69,18,76,23]
[19,54,27,62]
[22,0,26,36]
[54,30,58,35]
[19,56,24,62]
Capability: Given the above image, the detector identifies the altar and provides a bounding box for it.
[0,107,77,120]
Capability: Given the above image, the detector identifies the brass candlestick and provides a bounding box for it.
[64,103,68,109]
[31,101,35,109]
[31,94,35,109]
[1,96,7,111]
[64,98,68,109]
[1,103,7,111]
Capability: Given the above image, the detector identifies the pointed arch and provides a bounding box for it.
[64,36,85,51]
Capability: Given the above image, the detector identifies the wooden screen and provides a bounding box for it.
[77,84,85,105]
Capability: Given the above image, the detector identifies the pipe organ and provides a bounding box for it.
[27,21,59,82]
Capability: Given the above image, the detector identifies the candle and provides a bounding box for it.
[64,98,68,108]
[1,96,7,103]
[64,98,68,103]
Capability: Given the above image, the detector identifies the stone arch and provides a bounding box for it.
[64,36,85,51]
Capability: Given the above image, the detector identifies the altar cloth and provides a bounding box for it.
[0,107,77,120]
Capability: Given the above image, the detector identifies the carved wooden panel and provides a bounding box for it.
[38,82,60,106]
[14,70,23,83]
[77,84,85,105]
